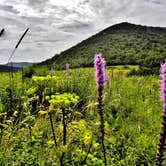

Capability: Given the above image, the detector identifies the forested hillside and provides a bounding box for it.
[38,22,166,69]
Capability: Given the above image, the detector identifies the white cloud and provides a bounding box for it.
[0,0,166,64]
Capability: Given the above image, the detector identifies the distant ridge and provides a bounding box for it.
[4,62,33,68]
[38,22,166,69]
[0,62,33,72]
[0,65,20,72]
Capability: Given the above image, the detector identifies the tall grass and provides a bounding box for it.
[0,66,162,165]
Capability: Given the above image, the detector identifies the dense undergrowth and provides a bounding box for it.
[0,66,163,165]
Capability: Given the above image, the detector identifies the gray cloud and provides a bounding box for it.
[0,0,166,64]
[0,4,19,14]
[145,0,166,5]
[58,20,94,33]
[26,0,48,6]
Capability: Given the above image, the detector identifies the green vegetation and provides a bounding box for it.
[38,22,166,70]
[0,66,163,165]
[0,22,165,165]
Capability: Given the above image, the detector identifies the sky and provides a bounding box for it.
[0,0,166,64]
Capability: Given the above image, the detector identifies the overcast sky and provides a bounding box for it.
[0,0,166,64]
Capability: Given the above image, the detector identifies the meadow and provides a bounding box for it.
[0,65,163,165]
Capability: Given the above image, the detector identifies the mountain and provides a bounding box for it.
[38,22,166,69]
[4,62,33,68]
[0,65,20,72]
[0,62,33,72]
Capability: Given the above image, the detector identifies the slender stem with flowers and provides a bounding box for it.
[156,62,166,166]
[94,53,107,165]
[50,66,55,76]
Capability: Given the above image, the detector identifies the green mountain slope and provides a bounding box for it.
[39,22,166,69]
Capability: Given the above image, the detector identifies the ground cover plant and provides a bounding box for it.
[0,58,164,165]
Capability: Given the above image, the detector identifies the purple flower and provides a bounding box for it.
[50,67,55,76]
[94,53,107,164]
[66,63,69,71]
[160,63,166,102]
[105,76,110,84]
[94,53,106,90]
[157,62,166,165]
[161,63,166,73]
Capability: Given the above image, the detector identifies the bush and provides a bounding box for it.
[23,67,35,78]
[128,66,159,76]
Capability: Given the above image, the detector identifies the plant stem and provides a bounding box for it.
[98,90,107,166]
[156,63,166,166]
[29,126,32,146]
[156,120,166,166]
[81,139,93,165]
[62,109,67,146]
[49,112,57,146]
[60,108,67,166]
[0,128,3,144]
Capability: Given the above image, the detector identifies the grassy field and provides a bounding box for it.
[0,66,163,165]
[0,72,22,87]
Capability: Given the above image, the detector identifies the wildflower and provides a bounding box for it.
[94,53,107,165]
[105,76,110,83]
[157,62,166,166]
[50,67,55,76]
[160,64,166,102]
[66,63,69,71]
[94,53,106,90]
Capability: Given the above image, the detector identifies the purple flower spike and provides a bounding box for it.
[161,63,166,73]
[160,63,166,103]
[66,63,69,71]
[94,53,107,165]
[94,53,106,90]
[50,66,55,76]
[157,62,166,166]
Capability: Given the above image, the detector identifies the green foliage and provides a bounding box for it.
[0,67,162,165]
[128,66,160,76]
[23,67,35,78]
[0,83,27,122]
[48,93,79,110]
[32,75,58,82]
[31,75,59,104]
